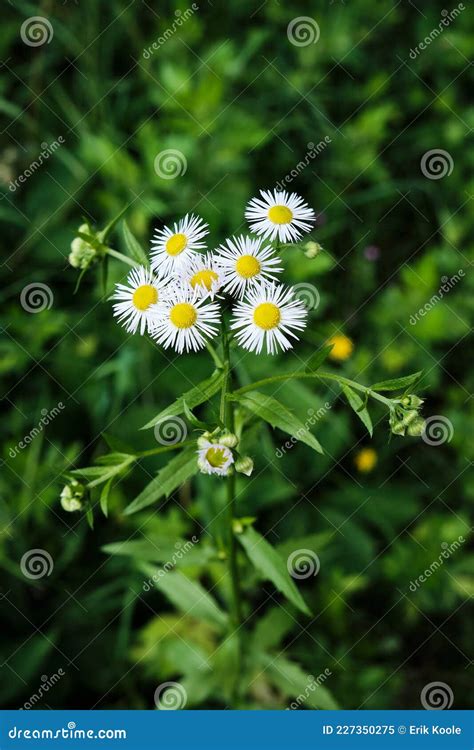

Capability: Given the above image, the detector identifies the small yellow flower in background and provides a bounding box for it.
[354,448,378,473]
[328,334,353,361]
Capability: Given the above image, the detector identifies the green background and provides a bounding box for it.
[1,0,472,710]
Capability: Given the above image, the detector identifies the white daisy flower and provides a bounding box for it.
[151,285,220,354]
[181,252,225,299]
[216,235,283,299]
[112,266,170,335]
[245,189,315,243]
[197,440,234,476]
[150,213,209,276]
[230,283,307,355]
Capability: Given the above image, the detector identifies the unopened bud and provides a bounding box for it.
[60,479,85,512]
[304,241,323,259]
[69,224,98,270]
[407,417,425,437]
[219,431,239,448]
[400,394,424,409]
[235,456,254,476]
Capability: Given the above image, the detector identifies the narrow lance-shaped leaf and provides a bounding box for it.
[141,369,225,430]
[237,526,311,615]
[140,566,228,630]
[342,385,373,437]
[230,390,323,454]
[124,446,198,515]
[122,220,149,265]
[305,344,334,373]
[259,654,339,710]
[370,371,423,392]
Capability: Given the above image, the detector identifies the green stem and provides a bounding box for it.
[220,316,242,702]
[135,439,195,458]
[232,370,394,409]
[104,247,139,267]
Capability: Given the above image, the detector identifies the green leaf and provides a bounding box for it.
[305,344,334,373]
[122,220,149,265]
[142,370,225,430]
[342,385,373,436]
[124,447,198,515]
[102,537,213,567]
[183,401,210,430]
[99,204,129,241]
[141,567,228,629]
[237,526,311,615]
[370,371,423,392]
[260,654,339,710]
[99,478,112,517]
[230,391,323,454]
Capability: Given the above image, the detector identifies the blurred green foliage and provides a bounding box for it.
[0,0,472,710]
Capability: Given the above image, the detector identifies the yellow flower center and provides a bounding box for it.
[191,269,218,291]
[355,448,377,473]
[166,233,188,256]
[206,446,227,468]
[328,334,353,361]
[169,302,197,329]
[253,302,281,330]
[132,284,158,311]
[235,254,261,279]
[268,205,293,224]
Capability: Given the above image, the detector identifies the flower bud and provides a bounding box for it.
[68,224,98,270]
[402,409,419,427]
[407,417,425,437]
[219,431,239,449]
[60,479,85,512]
[390,420,406,436]
[235,456,254,476]
[400,394,424,409]
[304,241,323,259]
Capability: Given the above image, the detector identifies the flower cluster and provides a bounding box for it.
[111,190,316,355]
